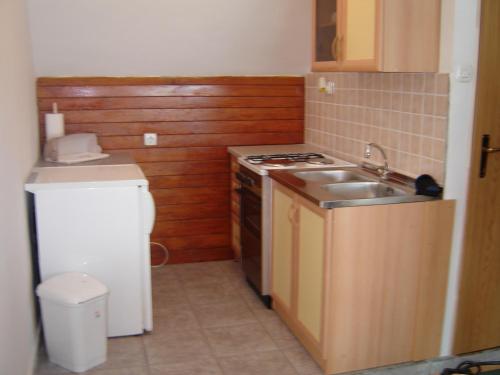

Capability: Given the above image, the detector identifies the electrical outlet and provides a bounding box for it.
[144,133,157,146]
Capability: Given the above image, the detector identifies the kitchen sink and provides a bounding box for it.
[292,169,372,184]
[269,167,435,208]
[321,181,407,200]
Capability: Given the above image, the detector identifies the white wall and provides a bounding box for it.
[27,0,312,77]
[440,0,481,356]
[0,1,40,374]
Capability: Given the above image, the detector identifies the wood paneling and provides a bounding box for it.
[98,133,302,150]
[38,97,304,111]
[37,76,304,86]
[62,120,304,136]
[37,76,304,264]
[149,174,229,189]
[38,85,303,98]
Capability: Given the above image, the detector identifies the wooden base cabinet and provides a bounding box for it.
[271,182,455,374]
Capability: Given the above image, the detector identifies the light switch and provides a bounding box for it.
[455,65,474,83]
[144,133,157,146]
[318,77,327,93]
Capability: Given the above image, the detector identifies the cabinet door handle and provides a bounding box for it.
[288,206,295,223]
[288,205,299,225]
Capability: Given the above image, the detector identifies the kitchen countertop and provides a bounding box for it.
[34,152,135,169]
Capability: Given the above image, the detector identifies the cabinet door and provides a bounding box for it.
[271,186,294,309]
[296,200,326,344]
[313,0,341,70]
[342,0,378,70]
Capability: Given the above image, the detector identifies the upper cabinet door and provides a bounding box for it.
[312,0,440,72]
[342,0,378,70]
[313,0,341,70]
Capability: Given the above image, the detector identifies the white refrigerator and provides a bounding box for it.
[26,162,154,337]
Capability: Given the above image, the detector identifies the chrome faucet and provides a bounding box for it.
[364,143,390,179]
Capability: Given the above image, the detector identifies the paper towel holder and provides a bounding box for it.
[45,102,65,141]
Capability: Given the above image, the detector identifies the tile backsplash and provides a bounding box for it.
[305,72,449,183]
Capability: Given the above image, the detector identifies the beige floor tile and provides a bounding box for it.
[94,336,148,370]
[214,262,246,282]
[177,269,229,287]
[284,347,323,375]
[151,267,178,282]
[171,260,245,287]
[143,329,212,366]
[152,277,184,295]
[35,351,72,375]
[210,259,243,274]
[218,350,298,375]
[169,262,223,276]
[239,286,268,310]
[149,354,223,375]
[83,367,149,375]
[192,300,257,328]
[252,308,280,321]
[184,281,240,306]
[152,305,200,334]
[153,289,189,310]
[223,275,250,292]
[204,322,277,357]
[253,310,302,349]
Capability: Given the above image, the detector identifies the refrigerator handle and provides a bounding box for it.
[143,190,156,234]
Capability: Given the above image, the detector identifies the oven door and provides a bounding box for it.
[239,186,262,293]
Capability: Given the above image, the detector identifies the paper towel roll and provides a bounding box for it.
[45,103,65,140]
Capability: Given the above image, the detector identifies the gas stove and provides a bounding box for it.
[239,152,355,175]
[245,152,335,166]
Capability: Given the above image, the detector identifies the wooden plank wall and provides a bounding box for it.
[36,77,304,264]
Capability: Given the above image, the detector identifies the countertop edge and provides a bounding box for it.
[269,169,438,209]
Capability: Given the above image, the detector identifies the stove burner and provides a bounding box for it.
[245,152,326,165]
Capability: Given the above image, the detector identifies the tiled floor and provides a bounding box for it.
[35,260,322,375]
[35,260,500,375]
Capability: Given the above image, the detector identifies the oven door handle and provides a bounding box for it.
[236,172,255,187]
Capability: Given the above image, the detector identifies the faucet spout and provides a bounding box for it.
[364,143,390,179]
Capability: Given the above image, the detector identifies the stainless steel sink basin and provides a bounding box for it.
[321,181,407,200]
[292,170,372,184]
[269,167,436,209]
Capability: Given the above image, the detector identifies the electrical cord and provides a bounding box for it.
[441,360,500,375]
[150,242,169,268]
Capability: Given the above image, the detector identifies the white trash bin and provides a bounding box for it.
[36,272,108,373]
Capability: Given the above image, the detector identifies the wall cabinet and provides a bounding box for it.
[312,0,441,72]
[271,181,455,374]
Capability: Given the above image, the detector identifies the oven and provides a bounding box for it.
[236,167,272,307]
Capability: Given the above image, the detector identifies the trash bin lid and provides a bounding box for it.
[36,272,108,305]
